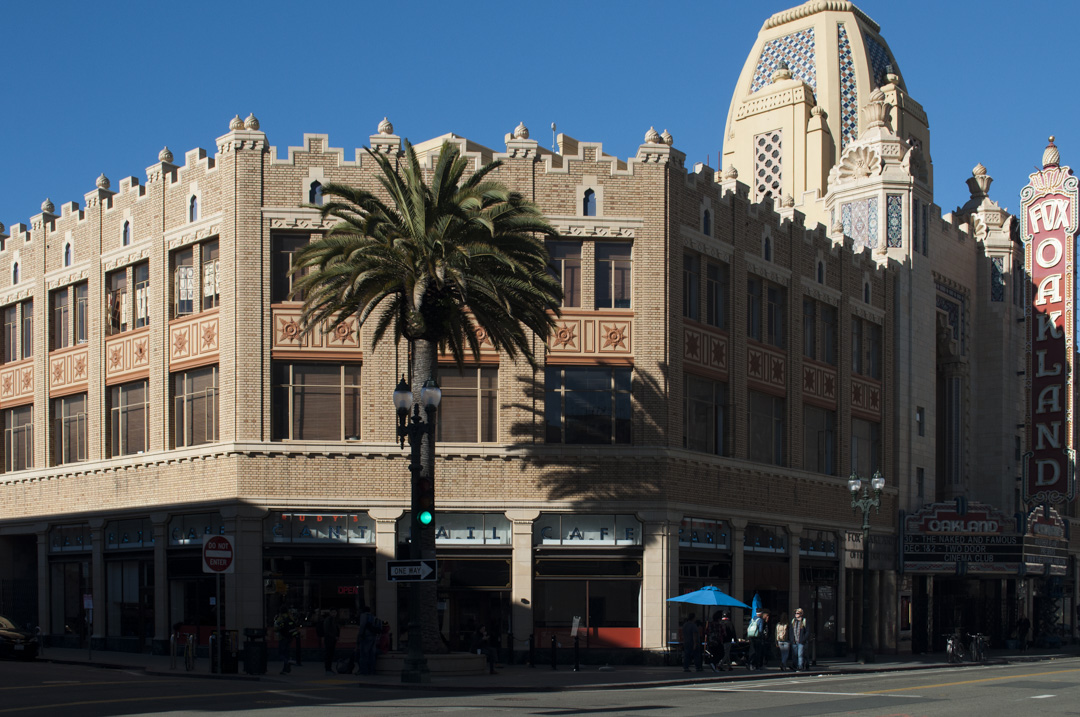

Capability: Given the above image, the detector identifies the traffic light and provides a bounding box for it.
[414,475,435,531]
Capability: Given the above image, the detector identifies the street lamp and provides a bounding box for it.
[394,375,441,683]
[849,470,884,665]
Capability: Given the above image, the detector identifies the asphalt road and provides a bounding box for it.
[3,658,1080,716]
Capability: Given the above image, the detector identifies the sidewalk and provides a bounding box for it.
[38,644,1080,692]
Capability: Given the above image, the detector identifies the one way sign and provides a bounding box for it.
[386,559,438,582]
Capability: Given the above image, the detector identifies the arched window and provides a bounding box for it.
[189,196,198,222]
[12,263,18,285]
[864,282,871,303]
[763,236,772,262]
[309,181,323,206]
[703,209,712,237]
[122,221,131,246]
[64,244,72,267]
[583,189,596,217]
[817,261,824,284]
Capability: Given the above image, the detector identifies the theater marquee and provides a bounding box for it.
[1020,137,1077,505]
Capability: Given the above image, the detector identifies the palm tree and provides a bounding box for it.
[292,139,563,655]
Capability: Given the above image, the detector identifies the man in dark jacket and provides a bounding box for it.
[682,614,702,672]
[718,612,737,670]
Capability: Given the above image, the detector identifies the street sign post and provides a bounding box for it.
[386,559,438,582]
[202,535,235,574]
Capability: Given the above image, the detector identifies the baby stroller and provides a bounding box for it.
[704,638,750,671]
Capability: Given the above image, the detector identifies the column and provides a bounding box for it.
[837,532,849,654]
[788,523,803,618]
[640,510,679,651]
[35,526,49,637]
[89,518,106,648]
[731,518,747,623]
[506,509,539,655]
[221,505,267,640]
[369,508,403,648]
[151,513,169,654]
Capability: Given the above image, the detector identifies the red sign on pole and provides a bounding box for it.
[1021,137,1077,505]
[202,535,235,574]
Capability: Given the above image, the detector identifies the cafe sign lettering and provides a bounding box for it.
[1020,138,1077,505]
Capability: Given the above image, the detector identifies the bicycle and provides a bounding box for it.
[944,632,966,663]
[184,632,196,671]
[969,633,988,662]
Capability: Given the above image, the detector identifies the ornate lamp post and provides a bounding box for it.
[394,375,441,683]
[848,470,884,664]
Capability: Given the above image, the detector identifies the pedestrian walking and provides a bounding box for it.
[747,608,765,670]
[682,613,702,672]
[321,609,340,675]
[355,605,381,675]
[1017,615,1031,652]
[273,607,295,675]
[775,611,791,670]
[719,612,737,670]
[791,607,810,670]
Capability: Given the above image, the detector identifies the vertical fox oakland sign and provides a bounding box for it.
[1021,137,1077,505]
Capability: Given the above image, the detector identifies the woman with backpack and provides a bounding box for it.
[775,611,791,670]
[747,608,766,670]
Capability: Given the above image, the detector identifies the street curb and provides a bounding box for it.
[41,653,1060,692]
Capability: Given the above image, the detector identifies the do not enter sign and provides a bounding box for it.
[202,535,235,574]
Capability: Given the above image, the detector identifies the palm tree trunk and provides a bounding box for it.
[411,338,446,654]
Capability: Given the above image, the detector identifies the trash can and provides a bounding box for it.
[210,629,240,674]
[243,628,267,675]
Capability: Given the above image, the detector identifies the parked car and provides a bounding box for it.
[0,615,38,660]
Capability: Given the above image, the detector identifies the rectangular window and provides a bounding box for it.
[851,417,881,477]
[766,284,785,347]
[705,262,728,330]
[546,241,582,308]
[747,277,762,341]
[2,306,16,363]
[852,318,881,379]
[545,366,631,444]
[51,393,87,466]
[748,390,785,466]
[437,367,498,443]
[821,304,837,365]
[595,243,632,309]
[21,300,32,359]
[271,363,361,442]
[134,262,150,328]
[174,365,218,447]
[75,283,88,345]
[916,406,925,437]
[748,277,785,348]
[916,467,925,500]
[110,380,148,457]
[4,404,33,472]
[851,317,863,375]
[173,248,194,317]
[271,234,309,303]
[802,404,836,475]
[106,269,128,334]
[802,298,816,359]
[683,253,700,320]
[684,374,727,455]
[51,287,70,351]
[867,322,881,379]
[202,240,219,310]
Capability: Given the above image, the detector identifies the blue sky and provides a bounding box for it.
[1,0,1071,230]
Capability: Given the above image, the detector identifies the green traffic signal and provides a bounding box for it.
[418,510,434,526]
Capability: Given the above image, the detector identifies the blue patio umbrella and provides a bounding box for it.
[751,592,762,615]
[667,585,751,609]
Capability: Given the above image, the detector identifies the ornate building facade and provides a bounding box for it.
[0,0,1070,658]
